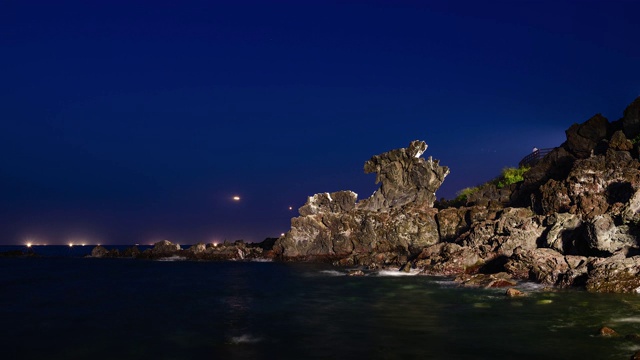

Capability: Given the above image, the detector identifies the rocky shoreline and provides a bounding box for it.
[86,98,640,295]
[272,97,640,294]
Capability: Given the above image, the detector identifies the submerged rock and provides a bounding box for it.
[347,270,365,277]
[505,288,525,297]
[454,272,517,288]
[598,326,619,337]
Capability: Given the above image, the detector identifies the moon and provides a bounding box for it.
[232,196,241,201]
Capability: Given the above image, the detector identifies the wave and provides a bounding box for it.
[157,255,188,262]
[516,281,547,292]
[432,279,457,287]
[319,270,345,276]
[612,316,640,323]
[229,334,262,344]
[376,269,420,277]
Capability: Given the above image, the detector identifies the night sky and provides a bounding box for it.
[2,1,639,245]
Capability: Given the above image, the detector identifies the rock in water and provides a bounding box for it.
[505,288,524,297]
[598,326,618,337]
[90,245,109,258]
[151,240,181,256]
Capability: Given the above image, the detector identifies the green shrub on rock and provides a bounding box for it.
[496,166,530,189]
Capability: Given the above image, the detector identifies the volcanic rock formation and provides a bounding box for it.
[275,97,640,293]
[274,140,448,265]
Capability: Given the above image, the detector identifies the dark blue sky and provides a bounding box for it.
[1,0,639,245]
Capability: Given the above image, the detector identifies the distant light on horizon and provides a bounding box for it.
[69,243,73,247]
[280,233,285,237]
[26,242,32,248]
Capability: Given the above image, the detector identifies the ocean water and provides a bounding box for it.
[2,246,640,359]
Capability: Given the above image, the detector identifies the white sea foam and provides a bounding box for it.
[376,269,420,277]
[230,334,262,344]
[432,279,457,287]
[250,258,273,262]
[516,281,547,292]
[319,270,344,276]
[612,316,640,323]
[157,256,187,261]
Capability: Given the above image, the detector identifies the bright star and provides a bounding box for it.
[233,196,241,201]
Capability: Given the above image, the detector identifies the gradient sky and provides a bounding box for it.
[1,0,639,245]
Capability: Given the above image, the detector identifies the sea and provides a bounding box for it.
[2,245,640,359]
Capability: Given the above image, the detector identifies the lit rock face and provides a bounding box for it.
[359,140,450,211]
[274,141,448,266]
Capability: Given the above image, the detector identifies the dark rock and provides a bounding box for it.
[631,351,640,360]
[504,248,588,287]
[610,130,634,151]
[151,240,181,256]
[586,255,640,293]
[400,262,412,272]
[186,242,207,255]
[90,245,109,258]
[122,246,141,258]
[415,242,482,276]
[253,237,278,251]
[542,213,583,254]
[0,249,36,258]
[564,113,609,158]
[454,272,517,288]
[436,207,471,241]
[622,97,640,139]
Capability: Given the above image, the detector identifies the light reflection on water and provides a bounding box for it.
[0,258,639,359]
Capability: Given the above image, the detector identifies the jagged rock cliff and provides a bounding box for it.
[275,97,640,293]
[274,140,448,265]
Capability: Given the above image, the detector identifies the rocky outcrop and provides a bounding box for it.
[90,245,110,258]
[586,253,640,293]
[274,97,640,293]
[359,140,449,210]
[90,238,276,261]
[274,140,447,267]
[622,97,640,139]
[564,114,609,158]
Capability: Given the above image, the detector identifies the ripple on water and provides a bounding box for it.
[229,334,262,344]
[612,317,640,323]
[317,270,344,276]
